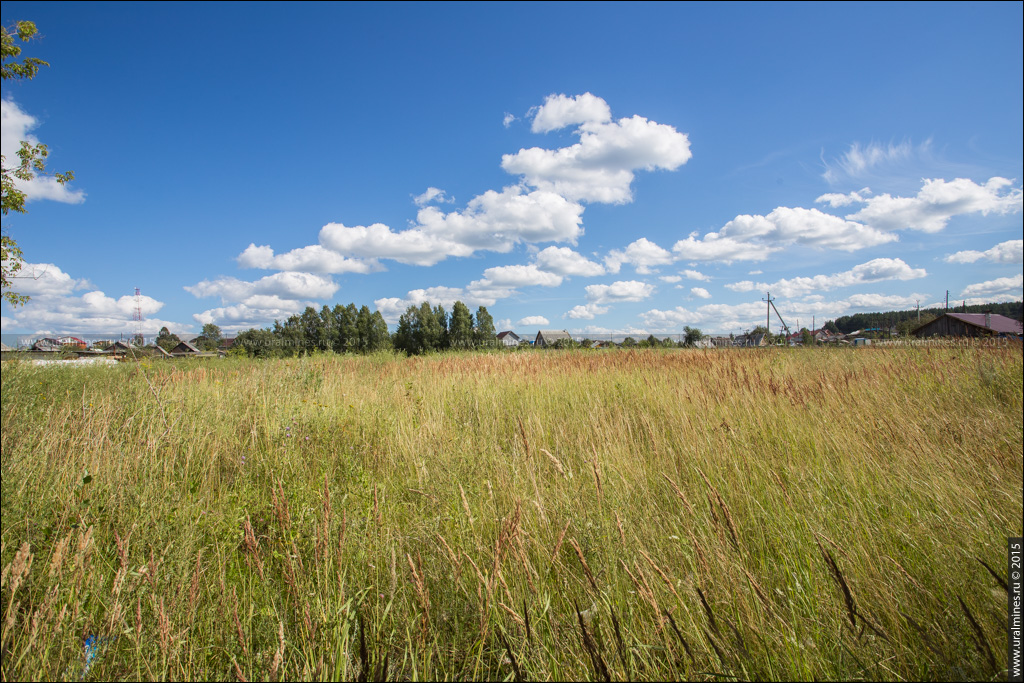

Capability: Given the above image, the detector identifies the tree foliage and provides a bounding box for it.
[1,21,75,307]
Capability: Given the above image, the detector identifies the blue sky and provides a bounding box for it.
[2,1,1022,340]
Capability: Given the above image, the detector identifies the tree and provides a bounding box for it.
[449,301,474,349]
[800,328,815,346]
[683,326,704,347]
[1,21,75,307]
[155,326,180,352]
[473,306,495,347]
[195,322,223,351]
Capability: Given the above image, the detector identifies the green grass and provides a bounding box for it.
[2,345,1021,681]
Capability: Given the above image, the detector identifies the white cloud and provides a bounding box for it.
[1,262,91,297]
[605,238,674,274]
[236,243,379,274]
[529,93,611,134]
[517,315,550,326]
[719,206,897,251]
[671,233,779,262]
[413,187,452,207]
[822,141,923,183]
[503,113,517,128]
[318,221,471,267]
[659,275,682,283]
[1,98,85,205]
[565,303,609,320]
[185,271,339,303]
[414,186,586,251]
[192,299,310,330]
[725,258,927,298]
[533,246,606,277]
[690,287,712,299]
[481,264,563,288]
[960,274,1024,300]
[838,177,1023,233]
[1,262,190,335]
[504,94,692,204]
[945,239,1024,265]
[817,187,873,208]
[585,280,655,304]
[681,269,711,281]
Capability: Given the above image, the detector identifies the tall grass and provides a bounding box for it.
[2,346,1021,681]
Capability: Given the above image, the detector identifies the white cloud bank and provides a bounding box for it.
[3,262,188,335]
[726,258,927,298]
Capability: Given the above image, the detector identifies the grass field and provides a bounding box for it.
[1,346,1021,681]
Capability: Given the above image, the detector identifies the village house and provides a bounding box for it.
[912,312,1023,338]
[496,331,523,347]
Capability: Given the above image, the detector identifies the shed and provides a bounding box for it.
[170,340,201,355]
[912,312,1023,338]
[535,330,573,347]
[106,340,135,353]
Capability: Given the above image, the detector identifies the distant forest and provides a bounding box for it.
[826,300,1023,335]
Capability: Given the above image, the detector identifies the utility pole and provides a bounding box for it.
[945,290,949,311]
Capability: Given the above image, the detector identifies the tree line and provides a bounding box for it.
[231,301,497,357]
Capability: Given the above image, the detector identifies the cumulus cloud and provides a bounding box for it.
[1,98,85,205]
[671,233,779,262]
[959,274,1024,300]
[585,280,655,304]
[681,269,711,281]
[726,258,927,297]
[237,243,379,274]
[1,262,91,297]
[517,315,550,326]
[690,287,712,299]
[1,262,189,335]
[318,221,471,267]
[192,299,310,329]
[565,303,610,320]
[185,272,340,327]
[480,264,563,288]
[533,246,606,277]
[659,275,682,283]
[502,113,517,128]
[719,206,897,251]
[529,93,611,133]
[222,94,688,278]
[413,187,452,207]
[605,238,674,274]
[504,94,691,204]
[185,272,339,303]
[945,239,1024,265]
[833,177,1023,233]
[416,186,586,249]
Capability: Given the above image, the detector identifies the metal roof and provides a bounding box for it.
[941,313,1022,335]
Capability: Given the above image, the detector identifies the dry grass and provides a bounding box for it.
[1,345,1021,680]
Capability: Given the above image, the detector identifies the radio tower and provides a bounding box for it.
[132,287,144,345]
